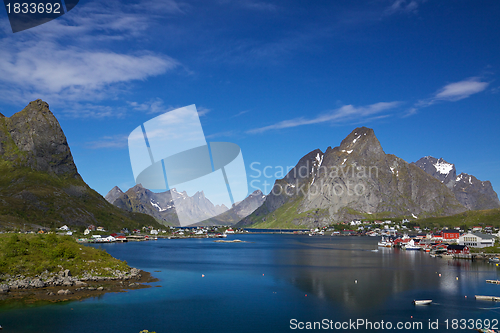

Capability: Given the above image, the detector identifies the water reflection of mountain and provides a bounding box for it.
[269,237,491,311]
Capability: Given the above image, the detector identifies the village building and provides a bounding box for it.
[447,244,470,255]
[441,230,460,240]
[459,233,496,248]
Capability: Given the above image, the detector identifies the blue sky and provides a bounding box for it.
[0,0,499,198]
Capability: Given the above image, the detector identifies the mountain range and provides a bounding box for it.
[3,100,497,231]
[0,100,164,231]
[412,156,500,211]
[238,127,499,228]
[105,184,265,226]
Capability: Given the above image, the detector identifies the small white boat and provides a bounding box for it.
[378,236,392,247]
[404,239,421,250]
[413,300,432,305]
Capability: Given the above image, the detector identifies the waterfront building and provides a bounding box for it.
[458,233,496,248]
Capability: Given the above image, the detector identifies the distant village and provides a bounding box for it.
[313,219,499,258]
[11,218,500,259]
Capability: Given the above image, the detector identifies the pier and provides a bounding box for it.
[475,295,500,301]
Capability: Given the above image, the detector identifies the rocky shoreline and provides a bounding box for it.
[0,267,158,303]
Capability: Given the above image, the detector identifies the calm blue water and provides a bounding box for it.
[1,235,500,332]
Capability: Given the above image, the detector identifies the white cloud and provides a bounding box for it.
[247,101,402,134]
[0,42,177,99]
[434,77,489,101]
[0,0,182,107]
[415,77,490,108]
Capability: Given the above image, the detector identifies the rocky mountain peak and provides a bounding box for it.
[0,99,80,178]
[412,156,456,188]
[413,157,499,210]
[249,189,263,197]
[240,126,466,228]
[338,127,384,156]
[104,186,124,204]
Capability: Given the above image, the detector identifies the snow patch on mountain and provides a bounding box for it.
[433,160,454,175]
[150,199,167,212]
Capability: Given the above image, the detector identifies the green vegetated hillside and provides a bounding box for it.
[0,100,164,232]
[0,162,164,232]
[415,208,500,229]
[0,233,129,277]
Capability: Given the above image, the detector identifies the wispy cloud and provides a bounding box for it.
[0,42,177,104]
[205,130,238,139]
[230,110,250,118]
[239,0,278,11]
[87,134,128,149]
[217,0,278,12]
[413,77,490,110]
[0,0,183,106]
[128,98,210,116]
[60,103,128,118]
[433,77,490,102]
[247,101,402,134]
[385,0,424,15]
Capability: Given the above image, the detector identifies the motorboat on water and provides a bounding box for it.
[377,236,392,247]
[413,300,432,305]
[404,239,421,250]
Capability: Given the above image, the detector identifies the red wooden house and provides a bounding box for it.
[441,230,460,240]
[447,244,469,254]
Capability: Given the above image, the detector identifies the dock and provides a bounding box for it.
[486,280,500,284]
[475,295,500,301]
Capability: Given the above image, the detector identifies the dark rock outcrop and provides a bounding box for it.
[0,99,80,178]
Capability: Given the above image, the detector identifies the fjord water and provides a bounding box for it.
[1,235,500,332]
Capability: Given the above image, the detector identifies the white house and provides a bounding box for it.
[459,233,496,248]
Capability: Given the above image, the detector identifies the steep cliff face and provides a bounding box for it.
[0,100,162,231]
[0,99,79,177]
[240,127,466,228]
[413,156,500,210]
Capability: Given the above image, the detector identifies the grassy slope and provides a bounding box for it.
[0,233,129,278]
[0,161,164,232]
[249,198,328,229]
[415,208,500,229]
[245,201,500,230]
